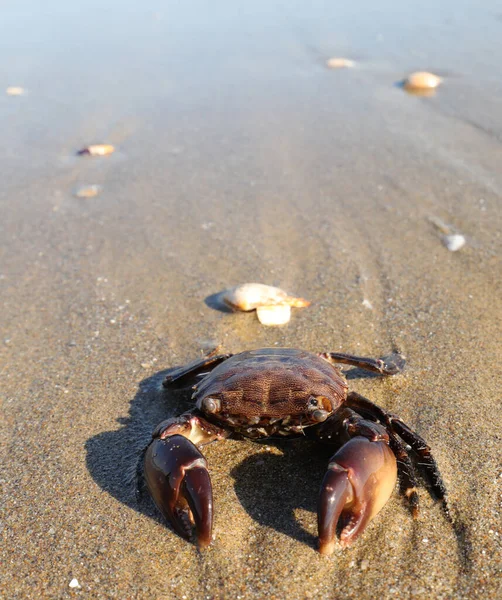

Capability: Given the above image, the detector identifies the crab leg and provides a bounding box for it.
[144,413,230,548]
[163,350,233,387]
[319,352,406,375]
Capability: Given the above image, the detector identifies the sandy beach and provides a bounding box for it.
[1,0,501,598]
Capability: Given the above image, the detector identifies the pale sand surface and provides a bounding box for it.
[1,1,502,598]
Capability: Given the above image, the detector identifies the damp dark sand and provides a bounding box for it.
[1,1,501,598]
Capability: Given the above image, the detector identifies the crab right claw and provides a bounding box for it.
[144,434,213,548]
[318,436,397,555]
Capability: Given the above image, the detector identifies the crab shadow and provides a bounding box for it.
[204,291,234,313]
[85,367,194,527]
[229,440,331,548]
[84,364,389,549]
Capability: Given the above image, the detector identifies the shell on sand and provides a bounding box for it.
[443,234,466,252]
[222,283,310,312]
[6,86,25,96]
[256,304,291,326]
[404,71,442,90]
[326,57,355,69]
[73,184,102,198]
[428,216,466,251]
[77,144,115,156]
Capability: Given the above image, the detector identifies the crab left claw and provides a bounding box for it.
[144,435,213,548]
[318,436,397,555]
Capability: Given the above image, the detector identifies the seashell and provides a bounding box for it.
[6,86,25,96]
[73,184,101,198]
[256,304,291,326]
[222,283,310,312]
[77,144,115,156]
[326,57,355,69]
[443,234,466,252]
[404,71,442,91]
[428,216,465,251]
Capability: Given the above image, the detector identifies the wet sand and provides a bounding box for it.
[1,1,501,598]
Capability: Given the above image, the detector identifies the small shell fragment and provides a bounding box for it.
[256,304,291,326]
[404,71,442,91]
[443,234,466,252]
[73,184,101,198]
[69,578,81,589]
[428,217,466,251]
[326,57,355,69]
[6,86,25,96]
[77,144,115,156]
[222,283,310,312]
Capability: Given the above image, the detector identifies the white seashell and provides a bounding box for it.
[404,72,442,91]
[6,86,25,96]
[326,57,355,69]
[222,283,310,312]
[73,184,101,198]
[443,234,466,252]
[77,144,115,156]
[256,304,291,326]
[69,578,81,589]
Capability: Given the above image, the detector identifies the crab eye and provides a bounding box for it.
[202,397,221,414]
[309,397,318,407]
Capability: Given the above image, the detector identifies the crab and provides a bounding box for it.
[143,347,447,555]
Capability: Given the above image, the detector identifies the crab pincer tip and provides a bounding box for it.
[381,353,406,375]
[183,464,213,549]
[318,539,337,556]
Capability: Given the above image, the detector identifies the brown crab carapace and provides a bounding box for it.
[142,348,447,555]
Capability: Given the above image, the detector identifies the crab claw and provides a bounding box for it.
[318,436,397,555]
[144,435,213,548]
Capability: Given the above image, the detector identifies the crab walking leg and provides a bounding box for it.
[144,413,230,548]
[163,351,233,386]
[387,418,447,503]
[318,436,397,555]
[386,431,420,515]
[319,352,406,375]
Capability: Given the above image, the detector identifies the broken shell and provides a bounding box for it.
[443,234,466,252]
[6,86,25,96]
[256,304,291,326]
[73,184,101,198]
[362,298,373,310]
[404,71,442,91]
[326,57,355,69]
[77,144,115,156]
[222,283,310,312]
